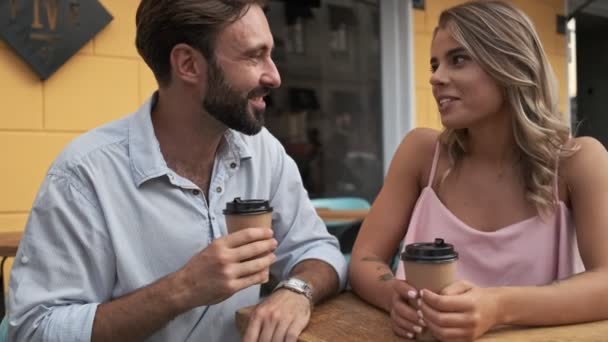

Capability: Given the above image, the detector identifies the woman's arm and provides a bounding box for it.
[349,128,439,312]
[496,136,608,326]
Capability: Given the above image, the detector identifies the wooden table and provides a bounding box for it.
[315,209,369,223]
[0,231,23,320]
[236,292,608,341]
[0,232,23,257]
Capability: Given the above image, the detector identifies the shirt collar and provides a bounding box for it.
[223,128,253,162]
[128,93,169,186]
[128,93,254,186]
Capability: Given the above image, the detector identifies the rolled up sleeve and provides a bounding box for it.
[9,172,115,342]
[268,143,348,290]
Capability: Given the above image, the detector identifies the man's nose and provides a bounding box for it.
[261,57,281,89]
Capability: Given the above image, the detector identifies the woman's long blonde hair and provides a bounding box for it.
[436,0,576,215]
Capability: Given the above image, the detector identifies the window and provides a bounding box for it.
[265,0,383,202]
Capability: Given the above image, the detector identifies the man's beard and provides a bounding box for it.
[203,61,269,135]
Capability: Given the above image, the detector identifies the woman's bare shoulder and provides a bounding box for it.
[561,136,608,184]
[397,127,441,155]
[389,128,442,185]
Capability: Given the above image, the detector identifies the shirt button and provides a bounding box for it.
[230,162,237,169]
[192,189,200,196]
[21,255,29,264]
[216,186,223,193]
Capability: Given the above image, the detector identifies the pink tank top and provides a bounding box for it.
[395,143,584,286]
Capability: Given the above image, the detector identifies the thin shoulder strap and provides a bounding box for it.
[554,156,560,203]
[427,141,441,187]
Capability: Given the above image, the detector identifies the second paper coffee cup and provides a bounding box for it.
[401,238,458,342]
[223,197,273,233]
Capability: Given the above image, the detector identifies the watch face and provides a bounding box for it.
[279,278,313,299]
[288,278,306,288]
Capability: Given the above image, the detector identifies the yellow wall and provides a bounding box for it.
[0,0,157,232]
[0,0,158,288]
[413,0,568,128]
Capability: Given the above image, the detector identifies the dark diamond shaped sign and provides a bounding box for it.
[0,0,112,80]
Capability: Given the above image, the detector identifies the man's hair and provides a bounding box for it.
[135,0,267,86]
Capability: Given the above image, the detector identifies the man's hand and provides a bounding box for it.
[243,289,312,342]
[174,227,277,309]
[419,280,500,342]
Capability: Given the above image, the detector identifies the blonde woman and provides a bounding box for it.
[349,1,608,341]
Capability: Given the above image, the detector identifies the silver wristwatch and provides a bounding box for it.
[272,277,313,301]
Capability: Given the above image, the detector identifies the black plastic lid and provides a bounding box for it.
[401,238,458,263]
[223,197,273,215]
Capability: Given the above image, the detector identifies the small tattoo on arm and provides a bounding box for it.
[362,256,393,281]
[379,273,394,282]
[376,265,391,273]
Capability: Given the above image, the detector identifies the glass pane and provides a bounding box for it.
[265,0,383,202]
[574,13,608,148]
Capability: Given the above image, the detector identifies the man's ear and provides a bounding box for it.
[169,43,207,85]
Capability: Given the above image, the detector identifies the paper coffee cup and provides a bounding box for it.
[223,198,274,283]
[401,238,458,342]
[223,197,273,233]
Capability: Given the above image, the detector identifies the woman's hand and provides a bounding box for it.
[391,280,426,340]
[418,280,501,342]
